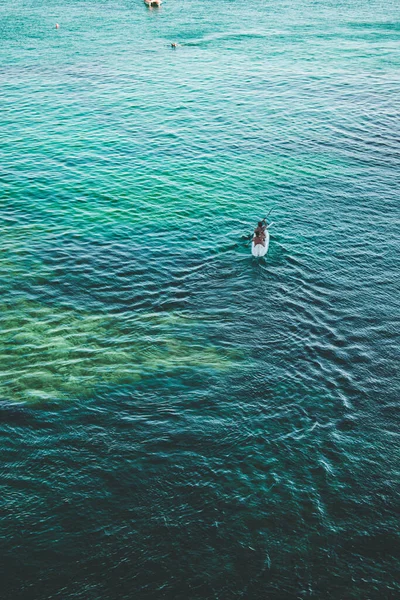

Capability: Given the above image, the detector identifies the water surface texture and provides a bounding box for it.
[1,0,399,598]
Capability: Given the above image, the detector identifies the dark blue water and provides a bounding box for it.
[1,0,399,598]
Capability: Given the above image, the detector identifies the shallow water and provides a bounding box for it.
[1,0,399,598]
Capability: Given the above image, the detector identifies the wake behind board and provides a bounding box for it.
[251,230,270,257]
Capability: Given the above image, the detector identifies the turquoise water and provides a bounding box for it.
[1,0,399,598]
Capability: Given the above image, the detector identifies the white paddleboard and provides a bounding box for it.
[251,229,270,257]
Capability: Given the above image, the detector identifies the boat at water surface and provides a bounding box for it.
[144,0,162,6]
[251,229,270,257]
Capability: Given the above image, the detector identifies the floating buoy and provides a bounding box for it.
[55,23,59,29]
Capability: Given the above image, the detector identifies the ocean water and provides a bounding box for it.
[1,0,399,598]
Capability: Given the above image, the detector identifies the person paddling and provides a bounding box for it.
[254,219,266,239]
[251,210,274,257]
[253,230,265,247]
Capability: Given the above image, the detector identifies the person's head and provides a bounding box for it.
[258,221,264,228]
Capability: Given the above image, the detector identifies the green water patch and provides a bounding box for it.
[0,299,241,403]
[258,149,349,185]
[0,223,53,288]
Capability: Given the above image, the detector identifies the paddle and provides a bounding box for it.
[264,206,275,221]
[244,208,276,244]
